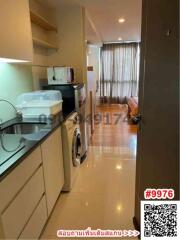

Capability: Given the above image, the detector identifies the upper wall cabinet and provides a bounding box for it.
[0,0,33,62]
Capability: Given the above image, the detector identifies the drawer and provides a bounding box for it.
[1,166,45,239]
[19,195,47,240]
[0,147,42,212]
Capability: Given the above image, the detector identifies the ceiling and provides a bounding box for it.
[39,0,142,44]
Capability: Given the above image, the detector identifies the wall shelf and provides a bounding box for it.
[30,10,57,32]
[32,37,58,50]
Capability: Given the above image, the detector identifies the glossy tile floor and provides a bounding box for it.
[41,105,138,239]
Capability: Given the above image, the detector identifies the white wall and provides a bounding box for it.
[0,63,33,123]
[87,45,100,105]
[87,45,100,87]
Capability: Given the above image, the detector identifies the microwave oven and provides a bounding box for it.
[47,67,74,85]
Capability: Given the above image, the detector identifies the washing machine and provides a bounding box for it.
[61,112,82,192]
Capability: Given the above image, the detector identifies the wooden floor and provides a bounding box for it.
[90,104,137,147]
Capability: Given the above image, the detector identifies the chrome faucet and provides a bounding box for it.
[0,99,22,128]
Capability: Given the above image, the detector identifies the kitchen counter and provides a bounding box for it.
[0,112,66,180]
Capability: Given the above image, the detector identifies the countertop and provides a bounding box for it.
[0,112,71,181]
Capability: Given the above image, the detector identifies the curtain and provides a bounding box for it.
[100,43,140,104]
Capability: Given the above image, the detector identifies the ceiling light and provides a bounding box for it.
[0,58,29,63]
[118,37,122,41]
[118,18,125,23]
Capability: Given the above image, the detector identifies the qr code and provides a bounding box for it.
[141,201,180,239]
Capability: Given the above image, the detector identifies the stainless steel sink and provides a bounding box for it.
[1,123,47,135]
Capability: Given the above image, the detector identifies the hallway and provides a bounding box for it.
[42,105,138,239]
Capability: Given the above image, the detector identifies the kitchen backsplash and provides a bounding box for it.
[0,63,33,123]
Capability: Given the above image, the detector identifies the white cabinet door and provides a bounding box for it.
[0,147,42,213]
[41,127,64,215]
[1,167,45,239]
[19,195,47,240]
[0,0,33,62]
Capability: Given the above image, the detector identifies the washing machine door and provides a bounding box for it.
[72,128,82,167]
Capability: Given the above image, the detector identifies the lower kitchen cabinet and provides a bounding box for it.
[0,145,46,240]
[0,147,42,213]
[19,195,47,239]
[41,126,64,215]
[1,167,45,239]
[0,126,64,239]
